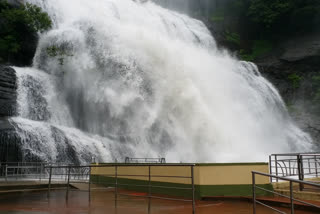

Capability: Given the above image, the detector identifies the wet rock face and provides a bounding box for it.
[0,65,19,162]
[0,117,84,163]
[7,0,23,8]
[255,32,320,147]
[280,34,320,63]
[0,118,22,162]
[0,66,17,117]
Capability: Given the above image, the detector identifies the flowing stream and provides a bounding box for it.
[9,0,313,163]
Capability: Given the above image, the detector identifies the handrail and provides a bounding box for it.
[269,153,320,188]
[124,157,166,163]
[253,171,320,188]
[45,163,195,168]
[252,171,320,214]
[44,164,196,214]
[270,152,320,156]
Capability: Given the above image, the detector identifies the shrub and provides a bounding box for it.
[288,73,302,89]
[239,40,273,61]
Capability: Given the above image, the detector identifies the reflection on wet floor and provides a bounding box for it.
[0,190,318,214]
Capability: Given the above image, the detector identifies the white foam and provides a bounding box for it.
[11,0,313,163]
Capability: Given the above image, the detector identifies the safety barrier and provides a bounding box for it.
[269,152,320,190]
[124,157,166,163]
[252,171,320,214]
[46,164,196,214]
[0,162,47,181]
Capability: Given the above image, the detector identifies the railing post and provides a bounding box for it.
[252,172,256,214]
[40,163,43,182]
[88,167,91,204]
[297,155,304,191]
[16,162,19,180]
[275,155,278,182]
[269,155,272,182]
[191,165,195,214]
[65,167,68,181]
[290,181,294,214]
[289,160,291,176]
[66,166,71,200]
[48,166,52,196]
[115,165,118,208]
[315,156,318,177]
[5,164,7,182]
[148,165,151,214]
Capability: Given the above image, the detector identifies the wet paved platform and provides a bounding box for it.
[0,189,318,214]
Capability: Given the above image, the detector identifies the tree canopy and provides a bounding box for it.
[0,0,52,64]
[248,0,320,32]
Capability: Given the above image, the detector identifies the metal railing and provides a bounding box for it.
[124,157,166,163]
[0,162,47,181]
[269,152,320,190]
[45,165,91,202]
[0,162,90,182]
[46,163,196,214]
[252,171,320,214]
[1,162,195,213]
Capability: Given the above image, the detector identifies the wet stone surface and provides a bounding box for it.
[0,190,318,214]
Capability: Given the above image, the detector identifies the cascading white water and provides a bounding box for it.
[10,0,313,163]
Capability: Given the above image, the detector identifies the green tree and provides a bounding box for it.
[0,0,52,64]
[248,0,320,33]
[248,0,292,28]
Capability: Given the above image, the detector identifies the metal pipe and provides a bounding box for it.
[48,166,52,196]
[191,165,195,214]
[269,155,272,182]
[252,172,256,214]
[88,167,91,204]
[148,166,151,214]
[40,163,42,182]
[289,159,291,176]
[290,181,294,214]
[275,155,278,182]
[255,200,286,214]
[315,156,318,177]
[66,166,71,200]
[46,163,196,168]
[252,171,320,188]
[115,165,118,208]
[5,164,7,182]
[297,155,304,191]
[16,162,19,180]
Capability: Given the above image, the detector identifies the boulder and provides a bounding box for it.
[280,33,320,63]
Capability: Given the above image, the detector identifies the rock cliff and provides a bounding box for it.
[256,33,320,146]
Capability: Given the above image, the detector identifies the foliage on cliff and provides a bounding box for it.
[0,0,52,65]
[208,0,320,61]
[248,0,320,34]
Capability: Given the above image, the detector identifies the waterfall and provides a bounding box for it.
[10,0,312,163]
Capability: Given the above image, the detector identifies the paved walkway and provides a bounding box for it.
[0,189,318,214]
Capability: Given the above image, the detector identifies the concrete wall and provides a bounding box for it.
[91,163,272,198]
[196,164,269,185]
[91,163,269,185]
[91,165,192,184]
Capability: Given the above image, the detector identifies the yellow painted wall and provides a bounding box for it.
[91,165,192,184]
[91,163,269,185]
[197,165,269,185]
